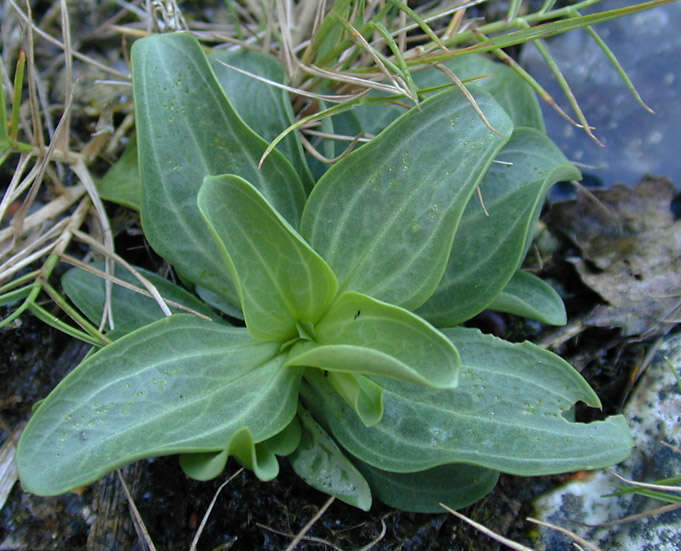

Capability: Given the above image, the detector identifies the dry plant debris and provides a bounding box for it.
[549,176,681,338]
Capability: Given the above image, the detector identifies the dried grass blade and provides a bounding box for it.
[0,183,85,247]
[71,159,115,330]
[57,0,72,152]
[526,517,604,551]
[284,495,335,551]
[608,470,681,494]
[8,0,129,79]
[60,253,213,321]
[215,61,364,102]
[441,504,537,550]
[117,470,157,551]
[189,468,244,551]
[72,228,172,320]
[435,63,503,135]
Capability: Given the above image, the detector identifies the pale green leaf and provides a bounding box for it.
[490,270,566,325]
[16,314,300,496]
[301,88,512,310]
[62,262,218,339]
[417,127,580,326]
[97,135,140,210]
[209,48,314,191]
[306,327,632,475]
[132,32,305,308]
[354,461,499,513]
[198,174,337,342]
[287,291,459,388]
[290,406,372,511]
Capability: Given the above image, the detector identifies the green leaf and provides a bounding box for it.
[62,262,218,339]
[490,270,566,326]
[132,32,305,308]
[287,291,459,389]
[16,314,301,496]
[209,48,314,191]
[306,327,632,476]
[290,405,372,511]
[97,135,141,210]
[198,174,337,342]
[416,128,580,326]
[354,461,499,513]
[301,88,512,310]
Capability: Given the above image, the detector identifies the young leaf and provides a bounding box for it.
[301,88,512,311]
[16,314,300,496]
[490,270,567,326]
[198,174,338,342]
[132,32,305,309]
[97,135,141,210]
[306,326,632,476]
[290,405,372,511]
[62,263,218,339]
[354,461,499,513]
[286,291,459,388]
[209,49,314,191]
[416,128,580,326]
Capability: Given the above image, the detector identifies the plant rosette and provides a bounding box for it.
[16,33,632,513]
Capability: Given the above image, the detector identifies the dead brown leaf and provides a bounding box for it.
[549,177,681,337]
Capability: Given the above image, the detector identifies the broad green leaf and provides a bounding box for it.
[306,326,632,475]
[354,461,499,513]
[287,291,459,388]
[97,135,140,210]
[198,174,338,342]
[209,49,314,191]
[62,263,218,339]
[16,314,300,496]
[301,88,512,310]
[132,32,305,309]
[290,405,372,511]
[352,53,544,137]
[417,128,580,326]
[490,270,566,326]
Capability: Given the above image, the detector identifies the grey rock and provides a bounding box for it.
[533,334,681,550]
[521,1,681,191]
